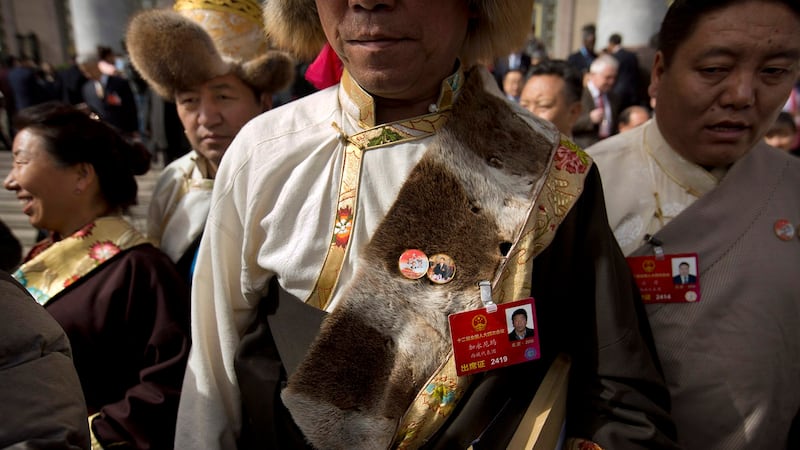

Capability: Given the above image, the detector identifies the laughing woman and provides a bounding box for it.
[3,101,190,450]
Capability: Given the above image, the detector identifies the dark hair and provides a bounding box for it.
[13,101,150,212]
[619,106,651,126]
[511,308,527,320]
[97,45,115,62]
[581,24,596,37]
[659,0,800,67]
[679,262,690,268]
[527,59,583,104]
[609,33,622,46]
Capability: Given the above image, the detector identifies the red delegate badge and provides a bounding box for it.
[626,253,701,303]
[448,298,541,376]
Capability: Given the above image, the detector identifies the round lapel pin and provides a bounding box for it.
[399,249,429,279]
[774,219,795,241]
[427,253,456,284]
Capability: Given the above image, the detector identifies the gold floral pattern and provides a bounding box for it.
[13,217,149,305]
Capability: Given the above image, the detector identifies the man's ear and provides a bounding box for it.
[260,92,273,112]
[649,51,665,100]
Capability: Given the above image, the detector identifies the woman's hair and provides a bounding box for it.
[13,101,151,212]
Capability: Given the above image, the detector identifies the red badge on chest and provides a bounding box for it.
[448,298,541,376]
[626,253,701,303]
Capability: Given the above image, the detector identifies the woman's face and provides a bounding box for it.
[3,128,82,235]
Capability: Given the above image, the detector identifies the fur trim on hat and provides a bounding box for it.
[263,0,534,66]
[126,9,294,99]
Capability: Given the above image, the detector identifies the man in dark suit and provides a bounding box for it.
[76,53,138,138]
[606,33,642,110]
[673,262,697,285]
[508,308,535,341]
[566,24,597,75]
[572,54,622,149]
[59,56,88,105]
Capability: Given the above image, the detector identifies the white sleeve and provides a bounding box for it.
[174,165,262,449]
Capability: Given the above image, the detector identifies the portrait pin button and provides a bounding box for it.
[399,249,429,279]
[774,219,795,241]
[427,253,456,284]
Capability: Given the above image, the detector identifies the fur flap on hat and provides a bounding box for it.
[126,9,294,99]
[263,0,534,65]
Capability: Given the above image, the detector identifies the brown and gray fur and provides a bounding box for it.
[263,0,534,65]
[125,9,294,99]
[281,69,557,449]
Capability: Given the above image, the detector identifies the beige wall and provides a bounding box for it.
[551,0,600,60]
[2,0,69,64]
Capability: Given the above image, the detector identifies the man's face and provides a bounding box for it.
[175,73,267,173]
[315,0,470,103]
[503,71,524,99]
[589,65,617,93]
[520,74,581,136]
[651,1,800,167]
[679,264,690,277]
[512,313,527,333]
[619,107,650,133]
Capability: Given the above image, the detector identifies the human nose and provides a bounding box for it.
[197,100,222,127]
[349,0,395,10]
[3,170,18,191]
[720,71,755,109]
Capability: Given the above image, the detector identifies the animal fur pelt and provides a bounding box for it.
[263,0,535,65]
[281,69,557,449]
[125,9,294,99]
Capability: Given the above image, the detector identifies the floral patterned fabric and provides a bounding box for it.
[14,216,151,305]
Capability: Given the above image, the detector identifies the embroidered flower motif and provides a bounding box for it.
[554,140,590,174]
[14,272,49,305]
[367,127,403,147]
[63,274,81,288]
[88,241,121,263]
[333,206,353,248]
[425,381,456,411]
[73,222,96,239]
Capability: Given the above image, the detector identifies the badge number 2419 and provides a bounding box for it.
[448,298,541,377]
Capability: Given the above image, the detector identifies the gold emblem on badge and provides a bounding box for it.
[427,253,456,284]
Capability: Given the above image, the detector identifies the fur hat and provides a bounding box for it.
[126,0,295,99]
[263,0,535,66]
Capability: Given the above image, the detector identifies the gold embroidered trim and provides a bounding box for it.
[174,0,263,24]
[305,70,463,311]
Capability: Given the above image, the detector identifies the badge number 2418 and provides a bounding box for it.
[448,298,540,377]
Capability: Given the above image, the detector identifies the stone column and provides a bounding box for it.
[596,0,668,49]
[68,0,139,56]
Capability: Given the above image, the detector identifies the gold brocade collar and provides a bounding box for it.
[644,120,727,197]
[338,64,464,129]
[13,216,151,305]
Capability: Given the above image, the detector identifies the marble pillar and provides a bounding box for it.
[596,0,668,49]
[68,0,139,56]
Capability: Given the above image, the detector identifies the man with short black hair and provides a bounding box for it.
[508,308,535,341]
[587,1,800,447]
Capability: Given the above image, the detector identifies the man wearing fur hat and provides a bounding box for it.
[176,1,679,449]
[125,0,294,281]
